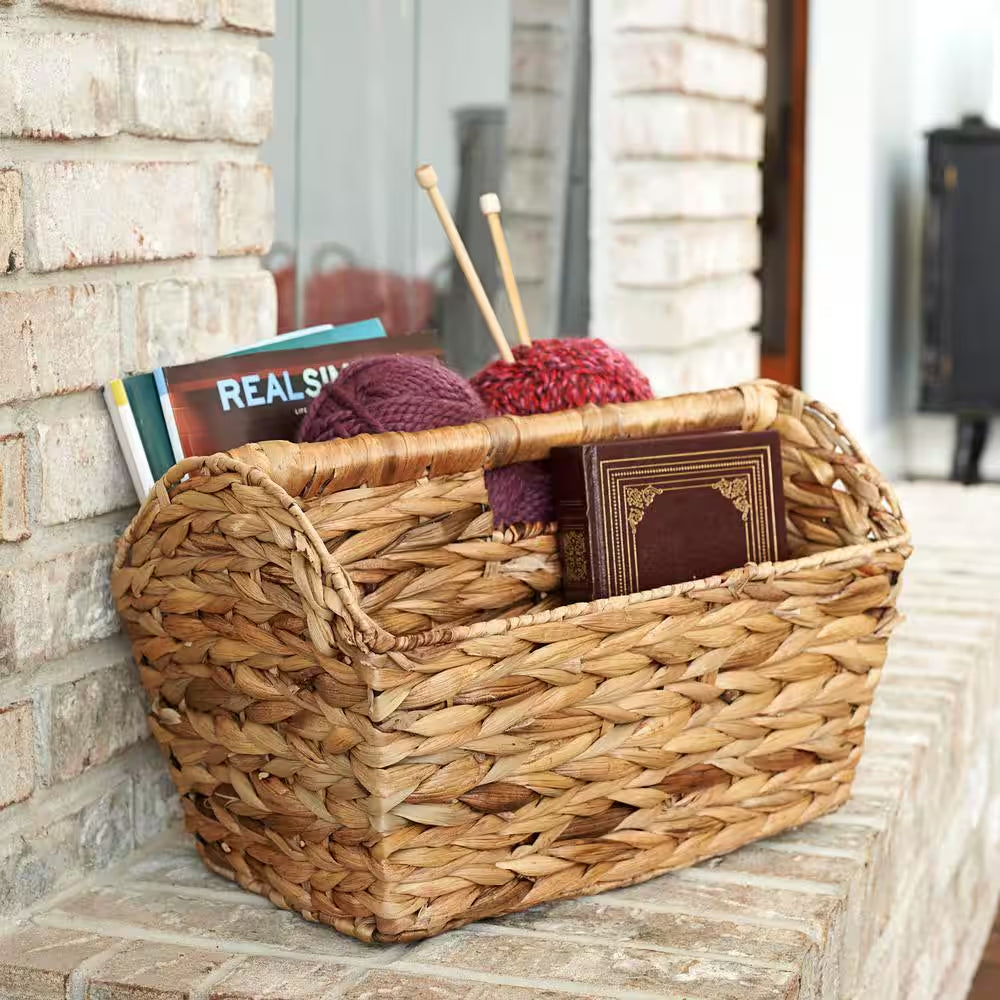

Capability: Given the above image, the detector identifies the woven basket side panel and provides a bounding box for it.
[333,547,905,940]
[112,467,376,895]
[301,471,561,637]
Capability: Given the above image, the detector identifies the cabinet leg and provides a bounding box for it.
[951,415,989,485]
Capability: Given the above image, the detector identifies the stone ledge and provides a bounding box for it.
[0,483,998,999]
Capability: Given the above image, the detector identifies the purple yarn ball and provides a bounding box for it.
[296,354,554,526]
[297,355,486,441]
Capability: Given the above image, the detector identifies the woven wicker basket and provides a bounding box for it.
[112,380,910,943]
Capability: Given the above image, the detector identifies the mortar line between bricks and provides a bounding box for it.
[380,959,711,1000]
[672,867,844,896]
[1,135,260,163]
[189,954,248,1000]
[762,840,871,863]
[614,26,765,52]
[0,636,134,709]
[319,966,380,1000]
[612,87,762,110]
[460,921,802,972]
[604,326,760,358]
[2,10,264,47]
[566,894,829,943]
[66,938,134,1000]
[815,810,889,832]
[0,254,265,290]
[613,214,762,228]
[578,277,758,299]
[0,510,130,571]
[31,912,407,967]
[614,271,759,293]
[510,84,567,98]
[115,881,274,907]
[613,152,765,166]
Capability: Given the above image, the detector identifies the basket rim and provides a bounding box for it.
[114,381,910,656]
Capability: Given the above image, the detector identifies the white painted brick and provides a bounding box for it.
[507,93,563,154]
[21,162,203,272]
[614,0,766,45]
[131,47,272,144]
[627,330,760,396]
[497,279,555,343]
[612,32,766,102]
[0,533,118,676]
[504,215,554,282]
[512,0,572,29]
[748,0,767,48]
[510,27,570,92]
[611,161,761,220]
[505,156,558,218]
[133,271,276,369]
[218,0,275,34]
[215,162,273,256]
[607,273,760,349]
[40,0,205,22]
[0,434,28,542]
[612,220,760,287]
[0,284,120,406]
[0,33,118,140]
[613,94,764,159]
[0,171,23,276]
[37,401,135,527]
[0,702,34,808]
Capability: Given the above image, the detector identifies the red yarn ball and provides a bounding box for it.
[471,338,654,416]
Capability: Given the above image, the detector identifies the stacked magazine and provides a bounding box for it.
[104,319,440,501]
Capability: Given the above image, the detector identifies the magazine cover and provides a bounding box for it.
[156,331,441,457]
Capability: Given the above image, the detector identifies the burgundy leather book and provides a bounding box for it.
[551,430,788,602]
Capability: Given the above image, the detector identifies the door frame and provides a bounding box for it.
[760,0,809,386]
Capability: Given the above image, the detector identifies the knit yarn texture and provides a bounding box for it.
[470,338,655,417]
[297,355,484,442]
[296,354,552,526]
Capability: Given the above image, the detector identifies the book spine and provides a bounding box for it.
[154,368,185,462]
[551,447,597,603]
[104,380,154,500]
[124,374,175,481]
[582,449,610,599]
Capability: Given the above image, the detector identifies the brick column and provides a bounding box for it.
[592,0,766,395]
[0,0,275,917]
[502,0,581,342]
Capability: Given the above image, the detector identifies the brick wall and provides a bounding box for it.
[501,0,579,342]
[591,0,766,395]
[0,0,275,917]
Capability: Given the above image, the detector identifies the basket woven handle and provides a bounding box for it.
[228,383,778,497]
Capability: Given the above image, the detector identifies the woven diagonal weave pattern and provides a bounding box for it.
[112,382,911,942]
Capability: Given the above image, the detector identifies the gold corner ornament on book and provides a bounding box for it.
[551,429,789,602]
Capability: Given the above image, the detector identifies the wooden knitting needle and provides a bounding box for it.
[415,164,515,364]
[480,192,532,347]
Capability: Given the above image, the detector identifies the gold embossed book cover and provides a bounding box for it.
[551,430,788,602]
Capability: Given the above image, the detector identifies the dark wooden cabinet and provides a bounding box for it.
[921,116,1000,414]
